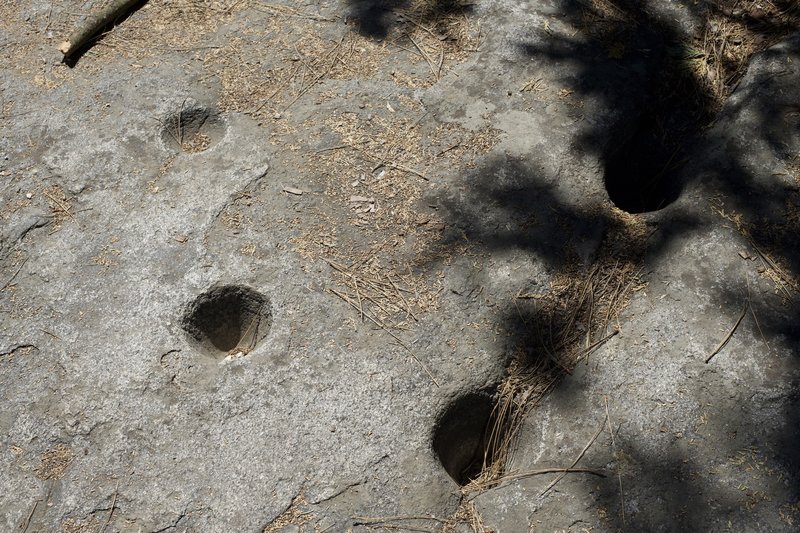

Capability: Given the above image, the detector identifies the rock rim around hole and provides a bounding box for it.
[181,284,272,360]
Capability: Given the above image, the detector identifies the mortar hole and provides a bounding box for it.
[603,111,686,213]
[161,106,224,153]
[433,391,500,486]
[181,285,272,359]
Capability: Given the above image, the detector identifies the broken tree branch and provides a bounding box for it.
[60,0,145,60]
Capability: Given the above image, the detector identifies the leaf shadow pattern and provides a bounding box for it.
[518,0,715,214]
[345,0,475,39]
[424,0,800,527]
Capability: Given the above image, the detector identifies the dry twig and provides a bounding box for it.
[705,299,749,363]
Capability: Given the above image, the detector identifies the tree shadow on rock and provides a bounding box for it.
[520,0,714,214]
[591,436,754,532]
[434,152,702,272]
[424,2,800,527]
[345,0,474,39]
[435,155,603,270]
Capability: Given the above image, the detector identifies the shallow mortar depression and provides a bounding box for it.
[160,105,225,154]
[181,285,272,360]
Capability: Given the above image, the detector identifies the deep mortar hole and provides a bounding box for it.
[433,391,501,486]
[181,285,272,359]
[161,106,224,153]
[600,20,716,214]
[603,110,688,213]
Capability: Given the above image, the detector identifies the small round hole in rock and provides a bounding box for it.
[161,106,224,153]
[182,285,272,360]
[433,391,500,486]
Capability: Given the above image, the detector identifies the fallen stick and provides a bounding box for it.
[59,0,145,60]
[705,299,749,364]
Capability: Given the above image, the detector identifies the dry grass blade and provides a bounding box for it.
[100,482,119,533]
[468,236,643,489]
[230,310,262,355]
[361,524,435,533]
[284,34,346,110]
[1,256,28,292]
[541,412,608,495]
[254,3,335,22]
[253,63,302,113]
[382,161,429,180]
[325,258,429,330]
[19,500,37,533]
[43,190,76,221]
[329,288,440,386]
[492,466,605,486]
[574,329,619,364]
[605,396,626,526]
[353,515,446,525]
[407,32,439,79]
[752,241,797,297]
[442,498,490,533]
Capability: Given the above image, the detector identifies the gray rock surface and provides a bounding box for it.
[1,1,798,532]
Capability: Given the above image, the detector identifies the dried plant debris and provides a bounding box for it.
[462,216,647,492]
[58,516,101,533]
[87,0,248,58]
[442,499,494,533]
[578,0,800,113]
[262,493,313,533]
[698,0,800,110]
[325,255,442,331]
[212,0,479,118]
[712,199,800,299]
[43,185,76,229]
[35,444,74,480]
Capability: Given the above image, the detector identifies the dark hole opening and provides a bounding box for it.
[181,285,271,359]
[599,21,715,214]
[603,111,688,213]
[433,391,500,485]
